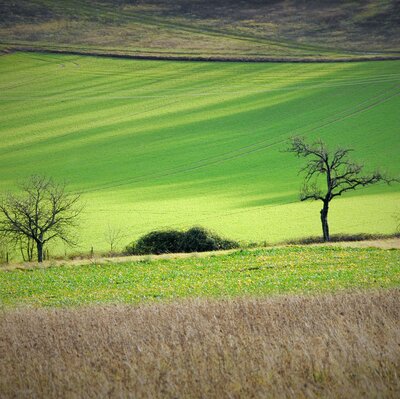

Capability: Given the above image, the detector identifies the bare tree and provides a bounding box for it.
[286,137,396,242]
[104,223,125,254]
[0,175,82,262]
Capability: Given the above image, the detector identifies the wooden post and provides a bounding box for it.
[90,246,94,258]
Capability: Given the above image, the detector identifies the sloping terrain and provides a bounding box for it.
[0,52,399,253]
[1,0,400,60]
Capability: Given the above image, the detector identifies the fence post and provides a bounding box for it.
[90,246,94,258]
[6,252,9,264]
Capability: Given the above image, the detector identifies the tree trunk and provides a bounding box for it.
[37,241,43,263]
[320,201,330,242]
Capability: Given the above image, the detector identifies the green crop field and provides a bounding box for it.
[0,52,399,254]
[1,246,399,307]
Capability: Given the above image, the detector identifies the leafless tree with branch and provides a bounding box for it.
[104,223,126,254]
[0,175,82,262]
[286,137,397,241]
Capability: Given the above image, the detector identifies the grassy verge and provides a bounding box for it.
[1,246,399,307]
[283,232,400,245]
[1,290,399,398]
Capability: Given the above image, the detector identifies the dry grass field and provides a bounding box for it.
[1,290,399,398]
[1,0,400,60]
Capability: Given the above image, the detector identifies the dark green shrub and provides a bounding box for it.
[127,230,185,255]
[125,226,238,255]
[180,227,215,252]
[182,226,238,252]
[124,241,136,256]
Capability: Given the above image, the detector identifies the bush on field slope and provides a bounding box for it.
[125,226,239,255]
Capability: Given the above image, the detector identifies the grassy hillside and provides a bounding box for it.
[1,0,400,60]
[0,52,399,254]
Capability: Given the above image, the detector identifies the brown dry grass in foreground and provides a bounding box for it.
[1,290,399,398]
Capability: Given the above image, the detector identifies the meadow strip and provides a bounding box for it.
[1,246,399,307]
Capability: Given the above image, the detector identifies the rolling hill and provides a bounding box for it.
[0,52,399,254]
[1,0,400,60]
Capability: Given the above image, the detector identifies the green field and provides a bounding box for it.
[0,52,399,254]
[1,246,399,306]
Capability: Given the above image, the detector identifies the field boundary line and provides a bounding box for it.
[4,48,400,63]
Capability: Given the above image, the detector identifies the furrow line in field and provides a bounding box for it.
[2,76,400,101]
[0,96,187,155]
[76,86,400,194]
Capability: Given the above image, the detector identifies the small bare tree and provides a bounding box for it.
[0,175,82,262]
[104,223,125,254]
[287,137,396,242]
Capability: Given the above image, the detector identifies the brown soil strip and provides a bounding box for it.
[6,46,400,63]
